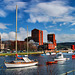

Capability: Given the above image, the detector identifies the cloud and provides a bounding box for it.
[71,23,75,26]
[5,2,27,11]
[0,9,6,17]
[70,28,75,31]
[43,30,48,42]
[43,30,75,43]
[25,0,75,23]
[49,26,54,28]
[56,34,75,43]
[1,27,31,41]
[0,23,12,29]
[54,28,61,31]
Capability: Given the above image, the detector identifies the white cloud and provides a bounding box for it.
[43,30,48,42]
[60,24,62,26]
[71,23,75,26]
[54,28,61,31]
[49,26,54,28]
[71,28,75,31]
[5,2,27,11]
[0,23,12,29]
[56,34,75,43]
[1,27,31,41]
[0,9,6,17]
[43,30,75,43]
[25,1,75,23]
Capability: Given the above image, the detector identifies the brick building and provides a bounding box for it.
[31,29,43,45]
[47,34,56,50]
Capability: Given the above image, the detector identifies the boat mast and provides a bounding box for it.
[27,25,28,57]
[16,5,17,54]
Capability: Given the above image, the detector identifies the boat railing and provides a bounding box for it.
[61,69,75,75]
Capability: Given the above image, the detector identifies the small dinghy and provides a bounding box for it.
[46,61,58,65]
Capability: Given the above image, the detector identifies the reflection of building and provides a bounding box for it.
[31,29,43,45]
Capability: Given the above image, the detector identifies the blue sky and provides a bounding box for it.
[0,0,75,43]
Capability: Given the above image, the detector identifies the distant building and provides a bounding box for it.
[71,45,75,50]
[24,37,33,42]
[1,44,4,49]
[47,34,56,45]
[31,29,43,45]
[47,34,57,50]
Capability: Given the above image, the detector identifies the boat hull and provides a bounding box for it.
[46,61,58,65]
[5,62,38,68]
[54,58,66,61]
[72,55,75,59]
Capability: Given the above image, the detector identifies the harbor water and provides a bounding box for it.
[0,53,75,75]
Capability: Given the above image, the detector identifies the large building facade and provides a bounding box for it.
[31,29,43,45]
[47,34,56,50]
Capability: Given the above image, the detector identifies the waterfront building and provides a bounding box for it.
[47,34,57,50]
[71,45,75,50]
[31,29,43,45]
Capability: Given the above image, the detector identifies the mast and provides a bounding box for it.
[27,25,28,57]
[16,5,17,54]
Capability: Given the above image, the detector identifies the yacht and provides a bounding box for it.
[4,5,38,68]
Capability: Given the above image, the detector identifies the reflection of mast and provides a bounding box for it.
[15,5,17,54]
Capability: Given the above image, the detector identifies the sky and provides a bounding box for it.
[0,0,75,43]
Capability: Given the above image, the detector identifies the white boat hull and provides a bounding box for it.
[5,62,38,68]
[54,58,66,61]
[46,53,50,55]
[51,53,56,55]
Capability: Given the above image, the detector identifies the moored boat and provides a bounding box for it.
[68,50,73,53]
[46,52,50,55]
[54,52,70,61]
[72,54,75,59]
[5,57,38,68]
[4,5,38,68]
[46,61,58,65]
[50,52,56,55]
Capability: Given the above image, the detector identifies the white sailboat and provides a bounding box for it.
[4,5,38,68]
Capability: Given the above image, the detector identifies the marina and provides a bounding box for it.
[0,0,75,75]
[0,53,75,75]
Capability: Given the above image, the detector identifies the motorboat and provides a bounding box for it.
[5,54,38,68]
[72,53,75,58]
[46,61,58,65]
[46,52,50,55]
[68,50,73,53]
[54,52,69,61]
[50,52,56,55]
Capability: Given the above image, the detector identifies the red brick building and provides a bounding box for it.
[31,29,43,45]
[47,34,56,50]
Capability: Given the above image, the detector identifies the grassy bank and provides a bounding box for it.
[0,51,44,56]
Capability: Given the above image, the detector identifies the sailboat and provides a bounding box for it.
[4,5,38,68]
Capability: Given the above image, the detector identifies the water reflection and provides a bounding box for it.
[0,54,75,75]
